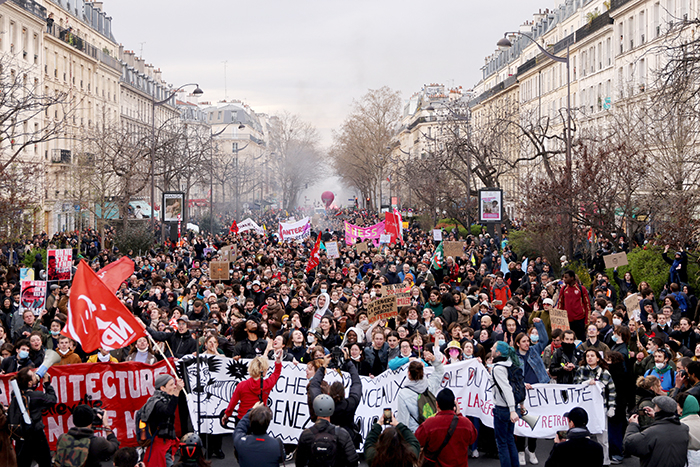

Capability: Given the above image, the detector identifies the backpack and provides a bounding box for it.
[135,394,164,447]
[493,362,527,405]
[309,424,338,467]
[53,432,91,467]
[673,292,688,313]
[8,390,32,441]
[409,387,438,425]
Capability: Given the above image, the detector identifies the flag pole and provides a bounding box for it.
[145,333,185,393]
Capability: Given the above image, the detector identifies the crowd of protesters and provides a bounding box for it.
[1,208,700,467]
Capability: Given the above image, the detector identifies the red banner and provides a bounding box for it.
[0,360,176,450]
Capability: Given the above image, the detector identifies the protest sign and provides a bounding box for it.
[20,280,47,315]
[325,241,340,259]
[20,268,34,281]
[219,245,236,262]
[279,217,311,242]
[0,360,175,450]
[384,284,411,307]
[367,295,398,323]
[603,252,628,269]
[433,229,442,241]
[355,242,369,254]
[379,234,391,244]
[624,294,641,321]
[344,221,385,246]
[210,261,230,281]
[179,357,606,444]
[444,241,464,259]
[238,218,265,235]
[550,308,570,331]
[48,248,72,281]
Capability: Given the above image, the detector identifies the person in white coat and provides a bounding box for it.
[396,345,445,432]
[679,393,700,467]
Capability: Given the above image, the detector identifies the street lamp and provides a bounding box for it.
[209,125,229,236]
[497,32,573,258]
[150,83,203,242]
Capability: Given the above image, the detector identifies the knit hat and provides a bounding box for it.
[436,388,455,411]
[682,395,700,419]
[72,405,94,428]
[155,374,174,390]
[652,395,677,414]
[564,407,589,427]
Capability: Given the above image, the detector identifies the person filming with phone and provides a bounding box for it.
[363,408,420,467]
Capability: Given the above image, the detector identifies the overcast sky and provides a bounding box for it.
[107,0,556,149]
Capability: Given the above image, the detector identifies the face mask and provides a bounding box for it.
[98,352,111,362]
[530,334,539,343]
[246,285,252,290]
[247,268,252,273]
[351,355,361,361]
[370,291,376,298]
[58,348,69,355]
[50,330,60,336]
[18,350,29,359]
[611,335,619,343]
[307,334,315,344]
[360,318,368,325]
[428,326,436,335]
[612,318,622,326]
[605,306,613,312]
[561,342,575,353]
[487,363,494,369]
[320,289,327,294]
[408,319,417,326]
[655,362,665,370]
[438,339,446,346]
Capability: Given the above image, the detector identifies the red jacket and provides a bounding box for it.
[415,411,477,467]
[490,282,512,311]
[224,361,282,418]
[558,283,591,323]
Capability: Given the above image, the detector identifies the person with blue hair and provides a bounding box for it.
[490,340,521,467]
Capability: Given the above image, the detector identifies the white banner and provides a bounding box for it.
[325,241,340,259]
[238,218,265,235]
[179,357,606,444]
[278,217,311,242]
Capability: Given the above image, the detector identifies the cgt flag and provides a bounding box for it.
[229,220,239,234]
[431,242,444,270]
[306,232,322,273]
[63,260,145,353]
[96,257,135,293]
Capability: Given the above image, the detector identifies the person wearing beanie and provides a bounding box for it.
[624,394,690,467]
[53,404,120,467]
[141,373,185,467]
[679,393,700,467]
[415,388,477,467]
[543,407,603,467]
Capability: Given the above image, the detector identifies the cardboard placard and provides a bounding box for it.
[356,242,369,254]
[433,229,442,241]
[210,261,230,281]
[624,294,641,321]
[326,241,340,259]
[603,252,628,269]
[444,241,464,259]
[366,295,398,323]
[384,284,411,307]
[219,245,235,263]
[550,308,570,331]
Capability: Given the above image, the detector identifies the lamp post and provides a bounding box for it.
[150,83,203,243]
[497,32,573,258]
[209,125,230,236]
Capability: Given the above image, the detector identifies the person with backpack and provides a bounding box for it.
[9,367,56,467]
[53,404,120,467]
[490,340,524,467]
[415,388,477,467]
[396,345,445,432]
[140,374,185,467]
[234,402,285,467]
[295,394,359,467]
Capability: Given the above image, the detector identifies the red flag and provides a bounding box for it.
[384,212,403,245]
[63,260,145,353]
[229,220,239,234]
[306,232,322,273]
[96,257,135,293]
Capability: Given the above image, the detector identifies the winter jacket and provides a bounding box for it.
[549,345,578,384]
[644,364,675,392]
[146,328,197,358]
[491,357,517,412]
[415,410,477,467]
[295,419,359,467]
[624,414,689,467]
[309,363,362,444]
[544,427,604,467]
[143,390,179,439]
[364,343,389,374]
[224,361,282,419]
[234,411,285,467]
[56,348,82,365]
[574,365,616,411]
[55,426,120,467]
[490,282,512,311]
[515,320,550,384]
[396,353,445,432]
[365,422,419,467]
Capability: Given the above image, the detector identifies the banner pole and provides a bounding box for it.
[146,333,186,394]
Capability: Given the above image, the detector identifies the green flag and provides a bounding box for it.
[431,242,444,270]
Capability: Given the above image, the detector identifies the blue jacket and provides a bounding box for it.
[515,320,550,384]
[388,355,427,371]
[364,343,389,370]
[233,412,285,467]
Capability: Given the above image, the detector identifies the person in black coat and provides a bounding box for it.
[145,316,197,358]
[545,407,603,467]
[13,367,57,467]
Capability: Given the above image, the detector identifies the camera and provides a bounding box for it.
[92,407,105,426]
[328,346,345,370]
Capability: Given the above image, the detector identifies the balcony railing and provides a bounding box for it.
[9,0,46,20]
[46,24,98,60]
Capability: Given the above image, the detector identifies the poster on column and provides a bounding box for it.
[47,248,73,281]
[0,360,176,450]
[20,280,47,315]
[178,357,606,445]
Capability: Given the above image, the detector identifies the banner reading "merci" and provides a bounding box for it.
[0,360,175,450]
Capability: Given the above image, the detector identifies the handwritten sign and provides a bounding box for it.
[210,261,230,281]
[624,294,641,321]
[356,242,369,254]
[379,234,391,244]
[366,295,398,323]
[326,241,340,259]
[550,308,570,331]
[385,284,411,307]
[433,229,443,241]
[603,252,628,269]
[444,241,464,259]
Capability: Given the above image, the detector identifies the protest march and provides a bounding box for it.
[0,207,698,467]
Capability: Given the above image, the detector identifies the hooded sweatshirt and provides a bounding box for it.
[396,348,445,432]
[682,395,700,452]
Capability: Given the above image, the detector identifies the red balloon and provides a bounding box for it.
[321,191,334,208]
